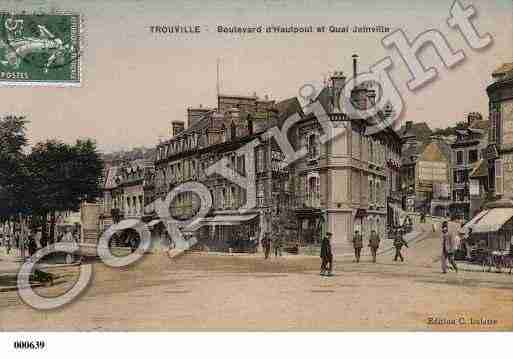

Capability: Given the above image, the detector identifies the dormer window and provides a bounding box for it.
[307,133,319,159]
[231,122,236,140]
[247,116,254,135]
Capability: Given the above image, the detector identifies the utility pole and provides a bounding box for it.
[216,58,221,109]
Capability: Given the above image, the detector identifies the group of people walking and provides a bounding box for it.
[261,232,283,259]
[1,225,77,258]
[352,228,407,264]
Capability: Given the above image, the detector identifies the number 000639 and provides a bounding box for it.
[13,340,46,350]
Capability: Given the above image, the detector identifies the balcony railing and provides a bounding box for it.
[296,193,321,208]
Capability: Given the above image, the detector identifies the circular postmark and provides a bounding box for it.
[0,12,80,75]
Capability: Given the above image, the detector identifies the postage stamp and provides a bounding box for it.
[0,11,81,86]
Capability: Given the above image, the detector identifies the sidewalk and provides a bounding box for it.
[183,229,428,259]
[0,246,81,275]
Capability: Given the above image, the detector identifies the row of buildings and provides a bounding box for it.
[93,58,513,254]
[97,55,404,255]
[397,111,489,221]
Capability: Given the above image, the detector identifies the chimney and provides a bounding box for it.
[352,54,358,83]
[367,89,376,106]
[467,111,482,127]
[330,71,346,90]
[171,121,185,137]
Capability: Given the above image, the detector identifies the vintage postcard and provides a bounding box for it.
[1,0,513,356]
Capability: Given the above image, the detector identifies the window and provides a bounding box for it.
[456,151,464,165]
[369,179,374,204]
[222,188,227,208]
[495,159,503,195]
[230,122,236,140]
[307,134,319,158]
[257,182,265,207]
[308,176,320,193]
[256,148,264,173]
[237,156,245,175]
[247,118,253,135]
[469,149,478,163]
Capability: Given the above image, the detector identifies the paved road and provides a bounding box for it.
[1,223,512,331]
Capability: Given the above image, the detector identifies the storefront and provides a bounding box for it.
[194,213,260,252]
[464,207,513,251]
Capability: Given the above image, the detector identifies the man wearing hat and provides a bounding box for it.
[441,221,458,273]
[320,232,333,276]
[393,227,408,262]
[369,229,381,263]
[353,229,363,263]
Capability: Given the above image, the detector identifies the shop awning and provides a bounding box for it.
[462,209,489,231]
[110,219,140,231]
[201,213,258,226]
[469,208,513,234]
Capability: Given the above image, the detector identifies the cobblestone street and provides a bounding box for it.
[1,225,512,331]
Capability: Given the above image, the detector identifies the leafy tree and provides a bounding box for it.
[0,115,31,220]
[27,139,103,242]
[432,121,468,137]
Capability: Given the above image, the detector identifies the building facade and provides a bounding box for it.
[287,57,402,255]
[149,58,402,254]
[151,94,298,252]
[486,62,513,200]
[449,112,488,220]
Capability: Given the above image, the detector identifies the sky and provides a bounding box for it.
[0,0,512,152]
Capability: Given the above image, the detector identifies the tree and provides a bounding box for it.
[0,115,31,220]
[26,138,104,242]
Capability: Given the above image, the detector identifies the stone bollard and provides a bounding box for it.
[432,223,437,233]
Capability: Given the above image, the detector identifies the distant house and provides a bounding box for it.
[397,121,433,142]
[450,113,488,221]
[400,121,452,216]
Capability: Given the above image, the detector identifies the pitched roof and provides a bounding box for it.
[397,122,432,141]
[419,141,448,162]
[470,159,488,178]
[493,62,513,77]
[401,141,427,165]
[469,119,489,131]
[402,137,451,165]
[275,97,304,127]
[434,138,452,161]
[104,166,119,189]
[314,87,331,114]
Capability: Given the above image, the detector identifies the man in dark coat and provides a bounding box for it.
[393,228,408,261]
[353,229,363,263]
[441,221,458,273]
[369,229,380,263]
[320,232,333,276]
[262,232,271,259]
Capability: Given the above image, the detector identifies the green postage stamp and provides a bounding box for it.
[0,12,81,86]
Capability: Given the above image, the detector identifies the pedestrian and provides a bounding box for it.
[63,228,74,242]
[369,229,380,263]
[6,233,12,255]
[27,230,37,258]
[464,228,473,260]
[34,228,42,250]
[441,221,458,273]
[262,232,271,259]
[353,229,363,263]
[273,231,282,257]
[393,228,408,262]
[320,232,333,276]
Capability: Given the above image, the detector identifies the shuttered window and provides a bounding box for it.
[495,159,503,196]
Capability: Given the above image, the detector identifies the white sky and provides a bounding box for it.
[1,0,511,152]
